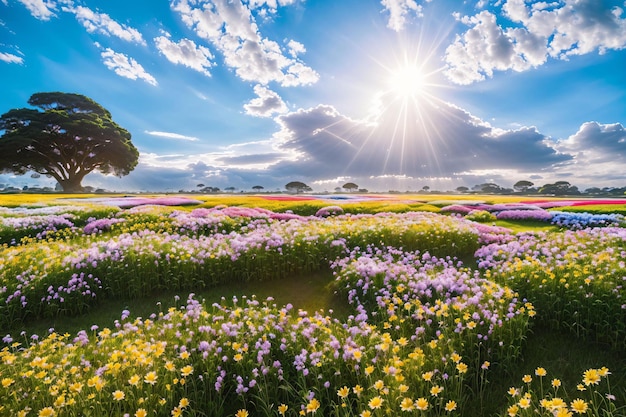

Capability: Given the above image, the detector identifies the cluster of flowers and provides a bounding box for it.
[331,246,533,365]
[0,256,532,417]
[549,211,624,229]
[475,227,626,348]
[504,366,620,417]
[440,202,624,229]
[0,209,484,330]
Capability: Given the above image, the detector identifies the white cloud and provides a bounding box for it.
[286,39,305,57]
[244,84,288,117]
[445,1,626,84]
[63,4,146,45]
[154,34,214,76]
[64,5,145,45]
[16,0,56,20]
[100,48,157,86]
[0,51,24,64]
[380,0,422,32]
[247,0,297,10]
[144,131,199,141]
[171,0,319,87]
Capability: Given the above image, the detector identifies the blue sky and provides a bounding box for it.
[1,0,625,192]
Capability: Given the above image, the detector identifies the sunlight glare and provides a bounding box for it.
[388,65,427,98]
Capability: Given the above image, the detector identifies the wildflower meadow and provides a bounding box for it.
[0,194,624,417]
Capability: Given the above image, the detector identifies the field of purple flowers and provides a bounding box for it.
[0,197,624,417]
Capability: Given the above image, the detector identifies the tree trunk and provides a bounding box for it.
[58,175,85,192]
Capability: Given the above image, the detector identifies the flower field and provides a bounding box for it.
[0,194,625,416]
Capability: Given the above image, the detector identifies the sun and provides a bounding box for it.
[387,64,427,98]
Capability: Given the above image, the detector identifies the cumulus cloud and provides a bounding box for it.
[380,0,422,32]
[243,84,288,117]
[144,131,199,141]
[16,0,56,20]
[171,0,318,86]
[270,94,571,180]
[445,0,626,84]
[100,48,157,86]
[0,51,24,64]
[557,121,626,163]
[154,34,214,76]
[63,5,145,45]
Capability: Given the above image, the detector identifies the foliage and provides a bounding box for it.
[0,92,139,192]
[285,181,312,193]
[465,210,497,223]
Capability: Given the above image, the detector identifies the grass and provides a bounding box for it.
[494,219,560,233]
[472,323,626,416]
[14,269,348,338]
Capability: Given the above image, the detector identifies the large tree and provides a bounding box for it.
[0,92,139,192]
[285,181,312,193]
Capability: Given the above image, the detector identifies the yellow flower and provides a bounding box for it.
[69,382,83,393]
[113,390,125,401]
[144,371,158,385]
[368,396,383,410]
[179,351,190,359]
[233,353,243,362]
[337,386,350,398]
[398,384,409,393]
[576,384,586,391]
[235,410,249,417]
[1,378,14,388]
[306,398,320,413]
[171,407,182,417]
[360,411,371,417]
[365,365,375,376]
[353,350,362,361]
[180,365,193,377]
[430,385,443,396]
[444,400,457,412]
[278,404,288,415]
[507,404,519,416]
[555,409,572,417]
[451,353,461,363]
[535,367,547,377]
[456,362,468,374]
[482,361,490,369]
[179,398,190,408]
[38,407,56,417]
[353,385,364,396]
[135,409,147,417]
[54,395,66,408]
[422,371,434,381]
[551,398,567,410]
[165,361,176,372]
[522,374,532,383]
[400,397,414,411]
[415,397,429,411]
[552,378,562,388]
[507,387,519,396]
[518,398,531,409]
[373,380,385,390]
[582,369,600,386]
[128,374,140,386]
[598,367,610,377]
[570,399,588,414]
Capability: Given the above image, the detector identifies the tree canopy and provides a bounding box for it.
[285,181,312,193]
[0,92,139,192]
[342,182,358,192]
